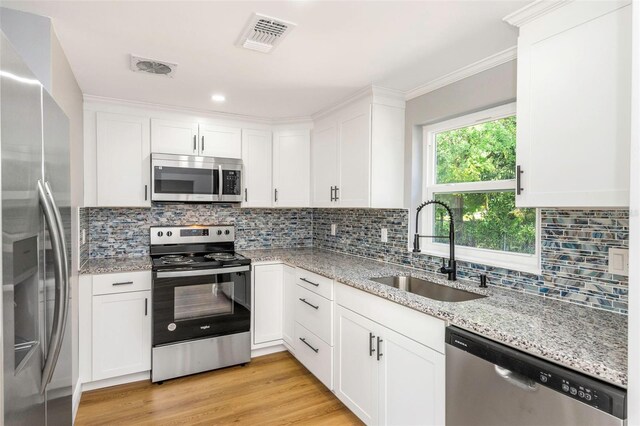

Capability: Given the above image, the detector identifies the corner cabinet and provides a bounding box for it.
[272,129,311,207]
[311,89,405,208]
[95,112,151,207]
[334,283,445,425]
[241,129,273,207]
[509,0,631,207]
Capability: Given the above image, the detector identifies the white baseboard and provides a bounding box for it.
[82,371,150,392]
[251,344,286,358]
[72,379,82,424]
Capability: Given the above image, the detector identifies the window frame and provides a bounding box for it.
[421,102,541,274]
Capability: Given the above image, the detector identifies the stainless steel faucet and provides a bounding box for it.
[412,200,457,281]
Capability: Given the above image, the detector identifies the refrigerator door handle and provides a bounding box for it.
[37,180,69,394]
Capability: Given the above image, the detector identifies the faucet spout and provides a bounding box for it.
[412,199,457,281]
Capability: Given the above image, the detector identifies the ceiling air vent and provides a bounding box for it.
[130,55,177,77]
[237,13,296,53]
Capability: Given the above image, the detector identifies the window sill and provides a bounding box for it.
[413,244,541,276]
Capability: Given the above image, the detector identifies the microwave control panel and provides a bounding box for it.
[222,170,241,195]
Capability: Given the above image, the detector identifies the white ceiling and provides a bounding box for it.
[5,0,527,119]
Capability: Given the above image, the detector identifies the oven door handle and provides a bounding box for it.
[155,265,250,278]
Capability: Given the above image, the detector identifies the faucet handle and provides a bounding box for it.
[470,273,488,288]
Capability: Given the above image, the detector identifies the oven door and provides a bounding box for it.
[151,154,219,202]
[152,266,250,346]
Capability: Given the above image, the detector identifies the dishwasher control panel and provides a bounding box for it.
[446,327,626,420]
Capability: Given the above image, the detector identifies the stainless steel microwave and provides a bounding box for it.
[151,153,243,203]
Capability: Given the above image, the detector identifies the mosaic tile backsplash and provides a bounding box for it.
[313,208,629,313]
[83,204,312,258]
[81,205,629,313]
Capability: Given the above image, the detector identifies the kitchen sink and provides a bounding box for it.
[369,276,486,302]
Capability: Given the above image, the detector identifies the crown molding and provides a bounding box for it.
[311,85,405,121]
[503,0,573,27]
[82,94,312,125]
[404,46,517,101]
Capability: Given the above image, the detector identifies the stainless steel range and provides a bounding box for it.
[150,225,251,383]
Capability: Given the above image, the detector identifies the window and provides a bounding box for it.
[422,103,540,273]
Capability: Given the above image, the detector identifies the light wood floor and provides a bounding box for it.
[76,351,362,425]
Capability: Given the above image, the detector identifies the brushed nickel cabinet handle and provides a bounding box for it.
[299,277,319,287]
[299,298,319,310]
[112,281,134,286]
[299,337,319,353]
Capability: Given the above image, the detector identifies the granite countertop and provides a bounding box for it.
[79,248,628,387]
[79,256,152,275]
[239,248,628,388]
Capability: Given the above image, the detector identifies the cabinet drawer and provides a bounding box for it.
[92,271,151,296]
[295,285,332,345]
[294,322,332,390]
[296,268,333,300]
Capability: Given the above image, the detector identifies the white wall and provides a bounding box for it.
[50,27,83,413]
[627,1,639,424]
[403,60,517,234]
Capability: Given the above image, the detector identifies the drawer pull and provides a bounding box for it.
[299,277,319,287]
[299,298,319,310]
[299,337,319,353]
[112,281,134,286]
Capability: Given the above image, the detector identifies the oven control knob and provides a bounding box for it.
[167,231,172,237]
[157,231,163,237]
[217,230,223,235]
[225,230,230,235]
[168,323,176,332]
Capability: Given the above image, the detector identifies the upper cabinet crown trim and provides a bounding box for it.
[503,0,574,27]
[83,94,313,126]
[311,85,405,121]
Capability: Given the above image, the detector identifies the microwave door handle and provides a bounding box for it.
[218,165,223,198]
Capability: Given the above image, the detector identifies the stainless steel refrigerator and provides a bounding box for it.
[1,31,72,425]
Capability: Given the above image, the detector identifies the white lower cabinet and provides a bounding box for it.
[293,322,333,389]
[334,284,446,426]
[252,264,284,346]
[282,265,296,349]
[90,272,152,381]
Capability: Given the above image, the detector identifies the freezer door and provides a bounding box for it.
[42,90,72,425]
[1,32,46,425]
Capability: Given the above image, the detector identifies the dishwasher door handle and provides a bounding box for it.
[494,365,538,392]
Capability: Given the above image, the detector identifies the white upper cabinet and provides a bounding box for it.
[199,124,242,158]
[273,129,311,207]
[311,121,339,207]
[150,119,242,159]
[241,129,273,207]
[96,112,150,207]
[510,0,631,207]
[150,119,198,156]
[311,88,405,208]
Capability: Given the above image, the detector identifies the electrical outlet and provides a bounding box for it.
[608,247,629,276]
[81,229,86,245]
[381,228,388,243]
[331,224,337,236]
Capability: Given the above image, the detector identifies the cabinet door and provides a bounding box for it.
[92,290,151,381]
[273,130,311,207]
[334,305,379,425]
[241,129,273,207]
[282,265,296,348]
[377,325,445,426]
[252,264,284,345]
[151,118,198,156]
[515,3,631,207]
[311,123,338,207]
[199,124,242,158]
[338,106,371,207]
[96,112,150,207]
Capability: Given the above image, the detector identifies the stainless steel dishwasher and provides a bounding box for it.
[445,326,626,426]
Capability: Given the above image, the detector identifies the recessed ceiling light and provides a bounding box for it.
[211,94,226,102]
